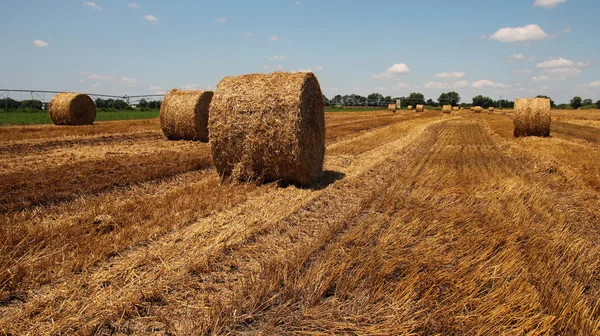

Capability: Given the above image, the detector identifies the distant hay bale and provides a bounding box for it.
[387,103,396,112]
[472,106,483,113]
[489,107,495,112]
[407,105,413,111]
[442,105,452,114]
[160,89,213,141]
[513,97,551,137]
[416,104,424,112]
[452,106,459,111]
[48,93,96,125]
[209,72,325,185]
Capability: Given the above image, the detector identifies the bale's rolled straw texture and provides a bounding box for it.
[48,93,96,125]
[407,105,413,111]
[416,104,424,112]
[472,106,483,113]
[388,104,396,112]
[160,89,213,141]
[209,72,325,185]
[513,97,551,137]
[442,105,452,114]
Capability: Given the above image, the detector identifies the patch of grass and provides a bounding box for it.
[0,110,160,126]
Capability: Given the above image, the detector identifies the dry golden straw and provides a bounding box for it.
[387,104,396,112]
[452,106,459,111]
[472,106,483,113]
[160,89,213,141]
[415,104,424,112]
[513,97,551,137]
[407,105,413,111]
[442,105,452,114]
[48,93,96,125]
[209,72,325,185]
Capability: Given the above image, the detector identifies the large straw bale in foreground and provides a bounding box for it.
[513,98,551,137]
[407,105,413,111]
[48,93,96,125]
[416,104,424,112]
[388,104,396,112]
[209,72,325,185]
[160,89,213,141]
[442,105,452,114]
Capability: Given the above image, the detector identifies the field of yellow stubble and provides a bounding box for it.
[1,109,599,335]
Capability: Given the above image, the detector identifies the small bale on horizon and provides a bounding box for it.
[513,97,551,137]
[48,93,96,125]
[407,105,413,111]
[452,106,459,111]
[160,89,213,141]
[209,71,325,185]
[416,104,424,112]
[472,106,483,113]
[388,103,396,112]
[442,105,452,114]
[489,107,495,112]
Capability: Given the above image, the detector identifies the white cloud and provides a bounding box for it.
[508,53,525,62]
[480,34,488,39]
[394,82,411,89]
[536,57,574,68]
[88,73,114,80]
[559,26,572,34]
[269,36,280,42]
[144,14,158,22]
[314,66,323,71]
[532,67,581,81]
[83,1,102,10]
[513,69,533,74]
[91,83,101,88]
[32,39,48,47]
[181,84,201,90]
[80,72,89,75]
[78,79,85,83]
[425,82,450,89]
[489,24,550,43]
[155,90,166,95]
[214,17,228,23]
[149,85,162,91]
[242,32,255,37]
[435,71,465,79]
[295,69,313,73]
[120,77,138,84]
[295,1,302,4]
[533,0,567,9]
[128,3,139,8]
[453,80,470,89]
[532,75,552,82]
[577,61,591,67]
[471,79,508,88]
[372,63,411,80]
[582,81,600,88]
[267,55,285,61]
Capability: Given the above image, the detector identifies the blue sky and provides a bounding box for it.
[1,0,599,104]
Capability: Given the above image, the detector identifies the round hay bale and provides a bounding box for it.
[442,105,452,114]
[513,98,551,137]
[452,106,459,111]
[472,106,483,113]
[407,105,413,111]
[209,72,325,185]
[387,103,396,112]
[489,107,495,112]
[415,104,424,113]
[48,93,96,125]
[160,89,213,141]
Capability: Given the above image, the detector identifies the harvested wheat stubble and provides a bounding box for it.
[48,93,96,125]
[209,72,325,185]
[416,104,424,113]
[388,104,396,112]
[442,105,452,114]
[472,106,483,113]
[160,89,214,141]
[514,98,551,137]
[407,105,413,111]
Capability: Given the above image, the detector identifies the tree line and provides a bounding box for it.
[0,97,162,111]
[323,92,600,110]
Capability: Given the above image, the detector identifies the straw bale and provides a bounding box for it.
[160,89,213,141]
[407,105,413,111]
[387,104,396,112]
[48,93,96,125]
[472,106,483,113]
[489,107,494,112]
[442,105,452,114]
[209,72,325,185]
[513,98,551,137]
[416,104,424,112]
[452,106,459,111]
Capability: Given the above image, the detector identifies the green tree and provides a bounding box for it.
[438,93,449,105]
[19,100,43,110]
[0,98,21,109]
[596,100,600,109]
[570,96,582,109]
[322,95,329,106]
[95,98,105,109]
[367,93,384,106]
[582,98,593,106]
[113,99,127,110]
[446,91,461,106]
[472,95,494,108]
[406,92,425,106]
[138,98,149,108]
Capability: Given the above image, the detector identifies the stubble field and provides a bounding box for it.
[1,109,599,335]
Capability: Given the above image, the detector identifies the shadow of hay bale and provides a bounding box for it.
[278,170,345,191]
